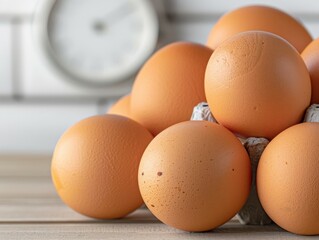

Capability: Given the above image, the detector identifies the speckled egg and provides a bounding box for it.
[257,122,319,235]
[52,115,153,219]
[138,121,251,232]
[205,31,311,139]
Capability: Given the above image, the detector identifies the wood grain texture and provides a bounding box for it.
[0,155,51,177]
[0,222,289,240]
[0,155,310,239]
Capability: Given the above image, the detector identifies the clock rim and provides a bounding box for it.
[32,0,159,86]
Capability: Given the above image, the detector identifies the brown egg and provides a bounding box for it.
[257,123,319,235]
[51,115,153,219]
[108,94,131,119]
[302,38,319,104]
[205,31,311,139]
[138,121,251,232]
[207,5,312,53]
[131,42,213,136]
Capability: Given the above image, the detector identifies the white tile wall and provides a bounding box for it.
[1,0,319,154]
[164,0,319,42]
[0,0,37,16]
[0,102,99,154]
[0,23,12,96]
[165,0,319,15]
[305,23,319,40]
[168,21,217,44]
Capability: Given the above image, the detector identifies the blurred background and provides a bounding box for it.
[1,0,319,155]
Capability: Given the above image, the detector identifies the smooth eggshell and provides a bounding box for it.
[51,115,153,219]
[108,94,131,119]
[131,42,213,136]
[139,121,251,232]
[301,38,319,104]
[207,5,312,53]
[205,31,311,139]
[257,122,319,235]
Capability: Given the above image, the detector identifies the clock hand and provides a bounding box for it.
[93,2,135,34]
[105,2,135,25]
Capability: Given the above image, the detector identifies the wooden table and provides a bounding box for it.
[0,155,309,239]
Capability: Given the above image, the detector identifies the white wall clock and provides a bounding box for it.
[33,0,159,86]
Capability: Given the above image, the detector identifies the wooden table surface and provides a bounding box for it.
[0,155,311,239]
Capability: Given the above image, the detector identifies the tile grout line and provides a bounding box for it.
[10,17,23,100]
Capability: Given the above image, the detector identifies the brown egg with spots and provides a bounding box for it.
[52,115,153,219]
[205,31,311,139]
[302,38,319,104]
[108,94,131,119]
[257,123,319,235]
[207,5,312,53]
[138,121,251,232]
[131,42,213,136]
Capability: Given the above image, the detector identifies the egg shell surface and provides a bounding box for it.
[257,122,319,235]
[131,42,213,136]
[302,38,319,104]
[138,121,251,232]
[108,94,131,119]
[207,5,312,53]
[52,114,153,219]
[205,31,311,139]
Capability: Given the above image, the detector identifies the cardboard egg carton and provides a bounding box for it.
[190,102,319,225]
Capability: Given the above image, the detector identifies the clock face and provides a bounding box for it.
[40,0,158,84]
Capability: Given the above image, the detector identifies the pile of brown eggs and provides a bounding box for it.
[51,5,319,236]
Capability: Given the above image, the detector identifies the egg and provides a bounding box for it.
[207,5,312,53]
[51,115,153,219]
[302,38,319,104]
[108,94,131,119]
[131,42,213,136]
[257,122,319,235]
[205,31,311,139]
[138,121,251,232]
